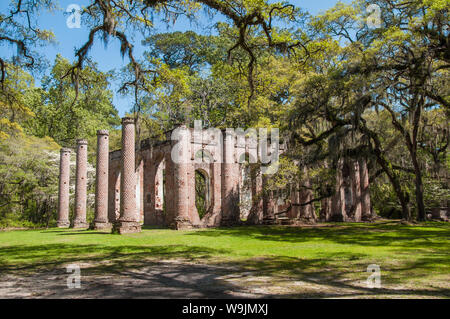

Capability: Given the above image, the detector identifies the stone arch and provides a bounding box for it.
[195,168,211,220]
[154,156,166,214]
[135,159,144,223]
[143,150,167,227]
[113,171,121,222]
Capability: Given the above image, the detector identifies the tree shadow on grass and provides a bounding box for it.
[213,253,450,298]
[1,223,449,298]
[57,232,111,235]
[187,223,450,250]
[0,243,249,298]
[0,243,229,274]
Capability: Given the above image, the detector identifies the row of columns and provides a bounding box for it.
[57,118,141,233]
[327,157,372,222]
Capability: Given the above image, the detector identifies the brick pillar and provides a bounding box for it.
[288,183,300,219]
[263,190,277,224]
[57,148,71,227]
[94,130,111,229]
[107,154,121,224]
[319,161,332,222]
[350,159,362,222]
[113,117,141,234]
[262,175,276,224]
[320,197,332,222]
[221,129,239,226]
[299,166,316,223]
[73,139,88,228]
[360,157,372,221]
[246,168,263,224]
[172,126,192,229]
[330,158,347,222]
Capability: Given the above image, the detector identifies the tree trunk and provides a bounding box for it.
[360,125,412,221]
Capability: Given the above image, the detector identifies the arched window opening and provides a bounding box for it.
[155,158,166,213]
[136,169,141,216]
[239,153,255,221]
[195,169,211,220]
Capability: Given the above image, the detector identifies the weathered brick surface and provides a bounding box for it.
[220,129,240,226]
[94,130,111,229]
[112,118,141,234]
[73,139,88,228]
[57,148,71,227]
[96,125,374,231]
[172,126,192,229]
[323,157,372,222]
[360,157,373,221]
[107,151,121,224]
[299,167,316,223]
[350,159,362,222]
[330,158,347,222]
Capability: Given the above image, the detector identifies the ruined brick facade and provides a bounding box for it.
[56,120,375,232]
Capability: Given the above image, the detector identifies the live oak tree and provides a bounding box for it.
[0,0,448,225]
[0,0,55,88]
[289,0,449,220]
[0,63,38,139]
[26,55,120,147]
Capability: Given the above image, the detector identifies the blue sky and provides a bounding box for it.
[1,0,347,116]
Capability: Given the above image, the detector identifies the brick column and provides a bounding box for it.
[113,117,141,234]
[221,129,239,226]
[350,159,362,222]
[261,175,276,224]
[172,126,192,229]
[319,161,332,222]
[299,166,316,223]
[320,197,332,222]
[360,158,372,221]
[94,130,110,229]
[330,158,347,222]
[107,153,121,224]
[73,139,88,228]
[57,148,71,227]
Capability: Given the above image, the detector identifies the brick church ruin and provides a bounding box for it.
[57,117,374,234]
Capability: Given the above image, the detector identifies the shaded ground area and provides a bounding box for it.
[0,261,256,298]
[0,221,449,298]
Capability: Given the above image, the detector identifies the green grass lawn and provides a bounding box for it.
[0,221,449,298]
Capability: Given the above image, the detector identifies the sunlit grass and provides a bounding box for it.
[0,221,449,297]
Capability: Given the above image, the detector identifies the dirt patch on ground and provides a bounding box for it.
[1,259,448,299]
[0,260,262,299]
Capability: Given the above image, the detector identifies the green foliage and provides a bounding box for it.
[195,170,208,219]
[1,222,449,297]
[0,134,60,227]
[0,0,448,227]
[26,55,120,147]
[0,64,38,139]
[0,54,120,228]
[0,0,56,87]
